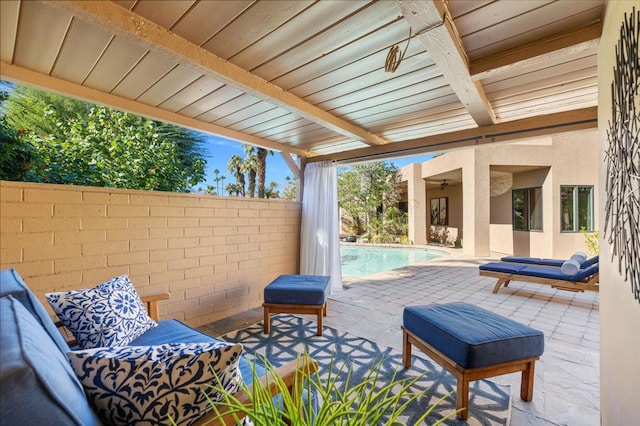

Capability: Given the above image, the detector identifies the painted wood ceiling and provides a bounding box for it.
[0,0,603,164]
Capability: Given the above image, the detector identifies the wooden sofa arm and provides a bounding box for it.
[140,293,170,322]
[193,355,319,426]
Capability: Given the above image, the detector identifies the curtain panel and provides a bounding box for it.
[300,161,342,293]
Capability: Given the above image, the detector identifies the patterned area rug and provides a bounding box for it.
[221,315,511,425]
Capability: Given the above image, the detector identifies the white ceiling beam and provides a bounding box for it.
[0,61,310,157]
[308,107,597,163]
[395,0,496,126]
[470,23,602,81]
[280,152,301,180]
[42,0,389,147]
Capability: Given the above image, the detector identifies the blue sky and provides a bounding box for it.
[197,134,434,193]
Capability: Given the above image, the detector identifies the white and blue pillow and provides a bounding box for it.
[46,275,157,349]
[68,342,244,426]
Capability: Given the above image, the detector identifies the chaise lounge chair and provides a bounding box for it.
[500,254,599,269]
[479,262,600,294]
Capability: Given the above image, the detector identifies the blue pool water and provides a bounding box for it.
[340,246,445,277]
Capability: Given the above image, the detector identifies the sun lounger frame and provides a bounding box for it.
[480,270,600,293]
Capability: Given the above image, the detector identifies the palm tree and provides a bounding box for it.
[264,181,279,199]
[227,155,245,197]
[242,145,258,198]
[213,168,220,194]
[220,175,226,196]
[256,147,273,198]
[225,182,242,196]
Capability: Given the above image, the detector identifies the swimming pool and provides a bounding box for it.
[340,245,445,277]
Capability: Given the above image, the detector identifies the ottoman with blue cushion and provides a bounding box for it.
[402,302,544,420]
[263,275,330,336]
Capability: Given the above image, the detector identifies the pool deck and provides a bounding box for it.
[200,248,600,425]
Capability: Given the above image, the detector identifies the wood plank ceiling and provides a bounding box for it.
[0,0,603,164]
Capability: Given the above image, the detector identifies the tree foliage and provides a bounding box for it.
[1,85,206,192]
[281,176,297,200]
[0,91,36,181]
[337,161,405,239]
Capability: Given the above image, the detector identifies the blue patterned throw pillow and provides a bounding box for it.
[68,342,244,426]
[46,275,157,349]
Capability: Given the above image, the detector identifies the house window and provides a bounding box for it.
[430,197,448,225]
[561,186,594,232]
[512,187,542,231]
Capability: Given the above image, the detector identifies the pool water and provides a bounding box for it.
[340,246,444,277]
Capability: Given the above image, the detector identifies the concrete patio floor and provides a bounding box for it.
[201,250,600,425]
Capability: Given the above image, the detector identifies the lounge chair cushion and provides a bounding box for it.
[264,274,330,305]
[68,342,243,426]
[500,254,599,269]
[46,274,157,349]
[479,262,526,274]
[0,296,100,425]
[500,256,564,267]
[403,302,544,369]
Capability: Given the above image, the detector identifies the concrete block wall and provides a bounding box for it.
[0,180,301,327]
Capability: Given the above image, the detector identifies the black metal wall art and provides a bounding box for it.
[604,7,640,304]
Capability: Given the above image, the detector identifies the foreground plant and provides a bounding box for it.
[190,352,455,426]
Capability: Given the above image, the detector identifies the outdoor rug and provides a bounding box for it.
[221,314,511,425]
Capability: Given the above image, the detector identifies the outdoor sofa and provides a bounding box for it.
[0,268,316,425]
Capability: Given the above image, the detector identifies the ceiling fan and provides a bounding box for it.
[440,179,448,190]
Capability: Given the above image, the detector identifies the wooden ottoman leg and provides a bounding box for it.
[323,300,328,316]
[520,360,535,401]
[316,306,323,336]
[263,305,270,334]
[402,329,412,368]
[456,374,470,420]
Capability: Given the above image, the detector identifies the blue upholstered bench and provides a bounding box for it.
[263,275,330,336]
[402,302,544,420]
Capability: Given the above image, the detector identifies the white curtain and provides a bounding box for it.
[300,161,342,293]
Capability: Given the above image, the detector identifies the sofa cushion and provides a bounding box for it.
[0,268,69,353]
[0,296,100,426]
[68,342,243,426]
[131,319,264,386]
[46,275,157,349]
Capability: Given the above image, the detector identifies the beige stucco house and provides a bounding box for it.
[400,128,598,258]
[0,1,637,424]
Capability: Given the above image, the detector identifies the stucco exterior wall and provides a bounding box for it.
[510,168,552,257]
[597,1,640,422]
[0,181,301,327]
[401,128,598,257]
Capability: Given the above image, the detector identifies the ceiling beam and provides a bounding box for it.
[42,0,389,147]
[470,22,602,81]
[307,107,597,164]
[395,0,496,126]
[0,61,310,157]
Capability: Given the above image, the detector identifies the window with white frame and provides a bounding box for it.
[560,186,594,232]
[512,187,543,231]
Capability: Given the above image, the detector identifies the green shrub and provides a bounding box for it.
[190,353,455,426]
[581,228,599,255]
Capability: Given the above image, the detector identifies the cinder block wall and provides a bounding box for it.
[0,181,301,327]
